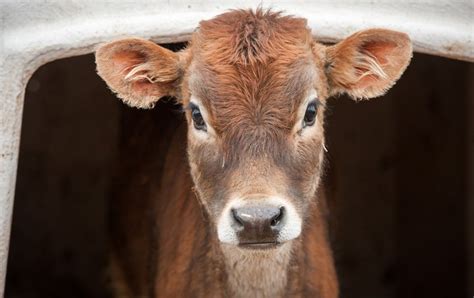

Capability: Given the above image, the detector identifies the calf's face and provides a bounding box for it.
[96,10,412,250]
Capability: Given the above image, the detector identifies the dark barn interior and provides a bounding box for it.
[5,42,474,298]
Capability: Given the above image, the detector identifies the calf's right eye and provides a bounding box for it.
[190,104,207,131]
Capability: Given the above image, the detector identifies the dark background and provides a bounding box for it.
[5,44,474,297]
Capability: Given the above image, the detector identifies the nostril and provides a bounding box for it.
[231,208,244,227]
[270,206,285,227]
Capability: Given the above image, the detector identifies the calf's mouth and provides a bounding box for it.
[238,241,283,250]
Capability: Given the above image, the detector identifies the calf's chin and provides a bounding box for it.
[221,241,294,297]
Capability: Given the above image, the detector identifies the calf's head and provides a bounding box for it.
[96,10,411,250]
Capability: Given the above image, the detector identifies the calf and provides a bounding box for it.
[96,9,412,297]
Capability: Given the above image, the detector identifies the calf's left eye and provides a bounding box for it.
[303,101,318,128]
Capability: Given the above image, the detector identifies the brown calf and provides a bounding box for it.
[95,9,412,297]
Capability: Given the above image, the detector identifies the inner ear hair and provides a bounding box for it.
[95,38,181,109]
[355,42,389,81]
[124,63,159,83]
[325,28,413,100]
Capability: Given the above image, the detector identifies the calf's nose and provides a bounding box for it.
[231,206,285,244]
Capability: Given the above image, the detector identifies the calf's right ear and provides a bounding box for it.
[95,38,181,108]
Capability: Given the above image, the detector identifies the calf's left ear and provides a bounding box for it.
[95,38,181,108]
[325,29,412,99]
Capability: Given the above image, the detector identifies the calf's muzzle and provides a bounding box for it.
[231,205,285,245]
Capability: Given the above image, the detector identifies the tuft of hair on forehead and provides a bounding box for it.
[195,8,312,65]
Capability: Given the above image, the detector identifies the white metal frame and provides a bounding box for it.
[0,1,473,295]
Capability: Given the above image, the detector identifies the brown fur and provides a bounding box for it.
[96,8,412,298]
[108,120,337,297]
[96,38,180,108]
[325,28,412,99]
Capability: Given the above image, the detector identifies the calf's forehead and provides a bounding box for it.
[187,54,317,110]
[182,9,326,110]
